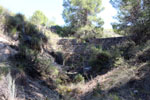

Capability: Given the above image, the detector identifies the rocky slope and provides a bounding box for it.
[0,34,60,100]
[1,33,150,100]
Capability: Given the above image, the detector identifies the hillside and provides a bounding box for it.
[0,2,150,100]
[1,29,150,100]
[0,34,60,100]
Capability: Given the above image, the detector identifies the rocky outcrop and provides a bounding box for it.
[0,34,18,62]
[0,68,60,100]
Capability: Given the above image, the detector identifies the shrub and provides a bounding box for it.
[5,13,50,80]
[5,13,25,35]
[17,21,48,57]
[5,16,17,34]
[88,46,112,73]
[0,67,9,76]
[24,22,38,34]
[46,66,59,76]
[57,85,73,95]
[51,25,74,37]
[74,74,85,83]
[138,48,150,62]
[75,25,103,39]
[114,57,125,67]
[90,51,111,71]
[119,40,136,60]
[57,72,70,84]
[109,94,120,100]
[55,78,63,84]
[34,57,56,76]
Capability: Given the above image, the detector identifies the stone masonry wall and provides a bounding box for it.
[52,36,131,67]
[56,36,130,53]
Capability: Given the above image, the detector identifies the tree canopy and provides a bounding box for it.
[63,0,104,38]
[30,10,48,26]
[111,0,150,42]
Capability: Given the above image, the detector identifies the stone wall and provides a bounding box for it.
[56,36,130,53]
[58,37,129,45]
[51,36,131,67]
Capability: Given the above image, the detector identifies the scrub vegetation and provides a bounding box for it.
[0,0,150,100]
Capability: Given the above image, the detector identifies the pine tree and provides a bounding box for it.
[30,10,48,26]
[63,0,104,38]
[111,0,150,42]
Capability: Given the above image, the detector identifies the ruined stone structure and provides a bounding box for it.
[56,36,130,53]
[52,36,131,67]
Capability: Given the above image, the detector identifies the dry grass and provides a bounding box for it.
[61,62,139,100]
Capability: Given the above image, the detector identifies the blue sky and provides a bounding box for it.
[0,0,117,29]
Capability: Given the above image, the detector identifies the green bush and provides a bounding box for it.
[5,16,17,34]
[90,51,111,71]
[119,40,136,60]
[24,22,39,34]
[114,57,125,67]
[5,13,25,35]
[0,67,9,76]
[109,94,120,100]
[47,66,59,76]
[16,17,48,56]
[33,56,59,78]
[88,46,112,73]
[74,74,85,83]
[52,25,74,37]
[75,25,103,39]
[55,78,63,84]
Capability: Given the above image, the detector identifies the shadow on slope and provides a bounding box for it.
[81,63,150,100]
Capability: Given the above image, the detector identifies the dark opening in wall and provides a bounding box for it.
[49,51,63,65]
